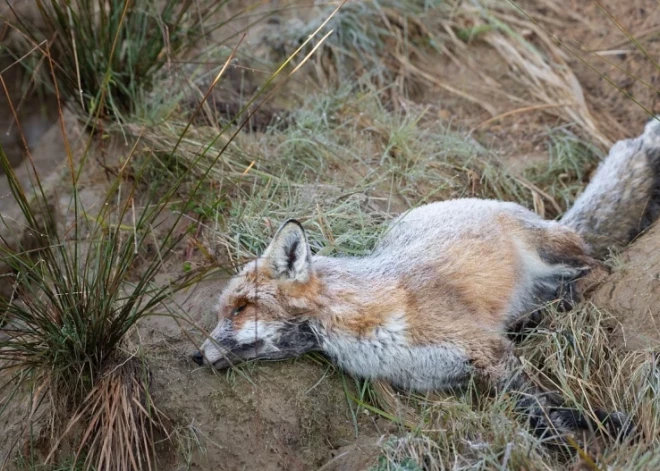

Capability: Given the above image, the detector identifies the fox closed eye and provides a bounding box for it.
[231,304,247,317]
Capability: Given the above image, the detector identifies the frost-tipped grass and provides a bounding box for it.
[196,84,552,267]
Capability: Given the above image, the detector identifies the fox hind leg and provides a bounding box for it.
[509,226,603,340]
[508,270,586,342]
[473,339,634,450]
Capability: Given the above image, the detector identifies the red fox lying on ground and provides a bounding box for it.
[193,118,660,442]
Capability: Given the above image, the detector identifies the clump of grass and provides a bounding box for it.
[0,5,341,466]
[442,0,660,148]
[221,181,388,263]
[366,390,557,470]
[0,45,220,470]
[0,129,199,468]
[370,435,440,471]
[519,306,658,436]
[472,11,613,147]
[6,0,222,121]
[194,83,559,267]
[265,0,627,148]
[421,0,618,148]
[46,357,166,471]
[266,0,441,93]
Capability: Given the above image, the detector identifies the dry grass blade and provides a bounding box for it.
[271,0,625,150]
[370,380,420,427]
[44,357,167,471]
[441,2,616,149]
[393,54,498,116]
[266,0,436,95]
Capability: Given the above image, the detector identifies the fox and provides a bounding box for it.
[192,117,660,443]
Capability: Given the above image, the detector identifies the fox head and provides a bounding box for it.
[192,219,322,369]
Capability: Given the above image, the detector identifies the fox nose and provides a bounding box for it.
[192,351,204,366]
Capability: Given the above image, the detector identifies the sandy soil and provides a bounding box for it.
[592,224,660,351]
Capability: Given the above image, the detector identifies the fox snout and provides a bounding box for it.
[194,318,262,369]
[191,351,204,365]
[193,339,267,370]
[193,319,321,370]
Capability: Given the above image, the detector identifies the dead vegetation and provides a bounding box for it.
[266,0,649,150]
[46,358,167,471]
[368,306,660,470]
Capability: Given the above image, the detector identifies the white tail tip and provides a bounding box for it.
[644,116,660,146]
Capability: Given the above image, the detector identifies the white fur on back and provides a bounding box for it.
[375,199,560,320]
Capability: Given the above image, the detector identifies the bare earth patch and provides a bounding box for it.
[151,358,387,471]
[592,223,660,350]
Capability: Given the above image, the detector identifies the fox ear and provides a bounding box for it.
[262,219,312,282]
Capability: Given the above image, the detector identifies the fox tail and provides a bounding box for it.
[561,117,660,258]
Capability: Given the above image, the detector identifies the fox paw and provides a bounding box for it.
[594,409,638,441]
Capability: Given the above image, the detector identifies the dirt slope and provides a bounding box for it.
[592,224,660,350]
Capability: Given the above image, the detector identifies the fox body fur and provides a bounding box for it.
[194,118,660,441]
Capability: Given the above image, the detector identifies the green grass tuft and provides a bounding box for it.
[0,130,199,468]
[165,83,545,267]
[524,128,603,217]
[6,0,224,121]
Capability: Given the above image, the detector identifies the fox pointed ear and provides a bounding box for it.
[262,219,313,282]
